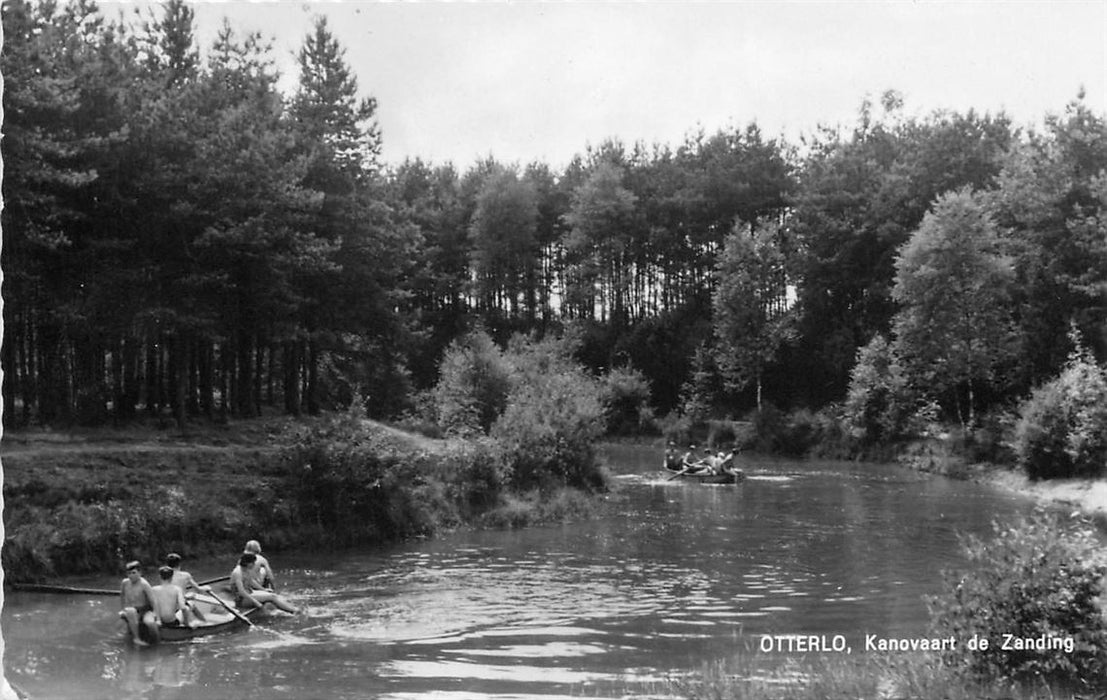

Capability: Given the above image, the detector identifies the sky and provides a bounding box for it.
[99,1,1107,170]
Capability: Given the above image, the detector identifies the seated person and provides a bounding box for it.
[166,552,211,620]
[680,445,707,472]
[119,560,159,646]
[664,442,683,471]
[152,565,197,629]
[231,552,299,614]
[716,450,737,473]
[243,540,274,590]
[699,447,719,474]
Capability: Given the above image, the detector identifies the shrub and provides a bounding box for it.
[432,330,512,436]
[928,510,1107,685]
[704,419,739,448]
[748,405,828,456]
[492,370,607,491]
[656,411,693,446]
[1013,337,1107,479]
[493,334,608,491]
[843,334,913,445]
[600,365,654,436]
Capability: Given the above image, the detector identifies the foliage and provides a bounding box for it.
[667,649,1077,700]
[468,165,540,318]
[432,330,512,436]
[679,342,722,422]
[743,406,847,457]
[1,0,1101,435]
[928,511,1107,685]
[600,365,654,435]
[492,334,608,491]
[892,187,1018,425]
[1012,332,1107,479]
[657,411,694,446]
[712,221,795,409]
[843,334,913,444]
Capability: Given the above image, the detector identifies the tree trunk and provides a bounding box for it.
[283,341,301,416]
[172,332,187,429]
[236,330,254,417]
[307,338,319,415]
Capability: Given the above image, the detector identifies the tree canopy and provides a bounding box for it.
[3,2,1104,429]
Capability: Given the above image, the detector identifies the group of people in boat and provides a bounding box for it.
[119,539,298,645]
[664,442,739,476]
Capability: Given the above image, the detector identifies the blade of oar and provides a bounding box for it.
[196,592,254,627]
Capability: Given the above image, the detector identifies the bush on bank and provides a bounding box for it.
[927,510,1107,685]
[432,330,612,492]
[1012,340,1107,480]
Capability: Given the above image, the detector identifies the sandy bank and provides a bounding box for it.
[986,468,1107,517]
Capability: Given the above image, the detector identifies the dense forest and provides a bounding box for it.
[4,0,1106,431]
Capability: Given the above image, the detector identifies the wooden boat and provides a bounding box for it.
[664,463,745,484]
[129,595,262,644]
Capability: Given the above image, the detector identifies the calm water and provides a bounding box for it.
[3,445,1039,699]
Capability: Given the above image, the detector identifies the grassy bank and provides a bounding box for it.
[663,650,1094,700]
[1,413,605,582]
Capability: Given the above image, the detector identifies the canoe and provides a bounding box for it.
[129,596,262,644]
[664,464,745,484]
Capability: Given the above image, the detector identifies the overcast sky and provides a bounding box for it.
[101,1,1107,170]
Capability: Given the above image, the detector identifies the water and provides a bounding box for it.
[3,445,1039,699]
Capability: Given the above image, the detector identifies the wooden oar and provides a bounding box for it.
[667,464,695,481]
[198,575,230,587]
[195,592,254,628]
[11,573,231,596]
[9,583,117,596]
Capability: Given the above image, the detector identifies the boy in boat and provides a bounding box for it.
[119,560,159,646]
[243,540,274,590]
[231,552,299,614]
[152,565,197,631]
[166,552,212,620]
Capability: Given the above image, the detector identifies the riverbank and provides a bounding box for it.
[0,414,601,582]
[894,434,1107,525]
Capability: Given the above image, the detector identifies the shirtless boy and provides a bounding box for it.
[231,552,298,614]
[166,552,211,620]
[152,565,196,630]
[119,561,158,646]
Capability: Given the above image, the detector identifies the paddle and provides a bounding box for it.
[11,574,231,597]
[195,592,255,628]
[667,463,695,481]
[10,583,117,596]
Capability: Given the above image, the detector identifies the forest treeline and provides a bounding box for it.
[4,0,1106,431]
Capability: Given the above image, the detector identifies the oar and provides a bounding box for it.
[667,464,695,481]
[198,575,230,587]
[9,583,117,596]
[195,592,254,628]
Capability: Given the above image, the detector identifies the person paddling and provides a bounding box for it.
[231,552,298,614]
[166,552,212,621]
[119,560,158,646]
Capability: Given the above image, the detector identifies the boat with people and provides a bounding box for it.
[665,466,743,484]
[662,444,745,484]
[128,595,264,644]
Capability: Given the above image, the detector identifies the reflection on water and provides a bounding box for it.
[3,448,1039,699]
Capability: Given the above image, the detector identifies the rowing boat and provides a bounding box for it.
[128,596,262,644]
[663,464,745,484]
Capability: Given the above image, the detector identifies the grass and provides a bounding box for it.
[659,650,1102,700]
